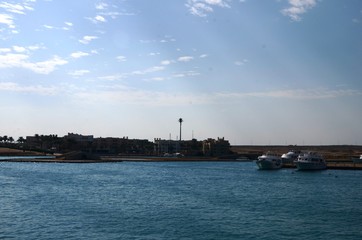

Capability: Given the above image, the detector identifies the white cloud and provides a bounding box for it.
[186,0,230,17]
[74,88,213,106]
[0,82,57,95]
[281,0,317,21]
[146,77,165,82]
[13,46,27,53]
[0,2,33,15]
[98,74,126,81]
[70,51,90,59]
[132,66,165,75]
[178,56,194,62]
[28,45,43,51]
[161,60,172,65]
[0,53,68,74]
[0,1,35,30]
[234,59,248,66]
[23,56,68,74]
[0,53,28,67]
[199,54,208,58]
[79,35,98,44]
[69,70,90,77]
[65,22,73,27]
[0,48,11,53]
[149,52,160,56]
[95,15,106,22]
[96,3,108,10]
[217,88,362,100]
[0,13,15,28]
[172,70,200,78]
[87,15,107,23]
[43,24,54,29]
[99,65,166,81]
[116,55,127,62]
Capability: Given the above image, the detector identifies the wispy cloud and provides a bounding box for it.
[75,86,359,107]
[96,2,108,10]
[98,74,126,81]
[73,88,213,106]
[64,22,73,27]
[172,70,200,78]
[186,0,230,17]
[98,65,166,81]
[70,51,90,59]
[0,82,57,95]
[0,2,34,15]
[281,0,317,21]
[0,53,68,74]
[217,88,362,100]
[161,60,172,65]
[234,59,248,66]
[0,13,15,28]
[79,35,98,44]
[116,55,127,62]
[86,15,107,23]
[178,56,194,62]
[132,66,165,75]
[42,22,74,31]
[43,24,54,29]
[69,70,90,77]
[0,48,11,53]
[0,1,35,32]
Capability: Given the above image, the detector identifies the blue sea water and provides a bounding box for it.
[1,161,362,240]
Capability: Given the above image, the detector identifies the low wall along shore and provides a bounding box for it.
[1,146,362,170]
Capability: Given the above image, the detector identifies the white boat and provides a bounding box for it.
[281,150,301,165]
[256,152,282,170]
[295,152,327,170]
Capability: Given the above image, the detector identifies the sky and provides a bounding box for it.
[0,0,362,145]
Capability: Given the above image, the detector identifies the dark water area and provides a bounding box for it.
[1,161,362,240]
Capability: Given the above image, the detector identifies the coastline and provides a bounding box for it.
[2,157,362,170]
[1,146,362,170]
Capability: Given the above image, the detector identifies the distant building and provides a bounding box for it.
[62,133,94,152]
[202,137,231,156]
[26,134,60,151]
[154,138,179,155]
[154,137,230,157]
[65,133,93,143]
[92,137,154,155]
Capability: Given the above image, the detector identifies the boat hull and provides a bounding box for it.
[256,160,282,170]
[296,161,327,171]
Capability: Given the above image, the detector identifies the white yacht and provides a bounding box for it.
[281,150,301,165]
[295,152,327,170]
[256,152,282,170]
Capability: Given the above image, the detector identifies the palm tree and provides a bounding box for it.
[17,136,25,144]
[178,118,183,141]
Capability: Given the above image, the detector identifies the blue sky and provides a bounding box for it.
[1,0,362,145]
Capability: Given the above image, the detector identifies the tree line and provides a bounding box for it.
[0,136,25,144]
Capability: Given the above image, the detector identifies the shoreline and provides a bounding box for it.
[2,157,362,170]
[1,146,362,169]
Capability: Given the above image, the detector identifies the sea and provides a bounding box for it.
[1,161,362,240]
